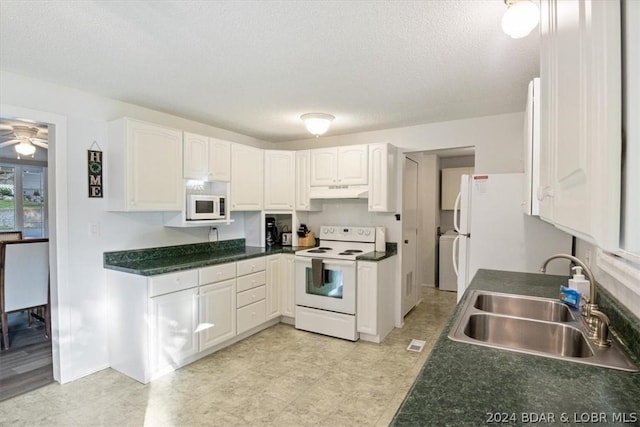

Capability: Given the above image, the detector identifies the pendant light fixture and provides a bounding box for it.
[300,113,335,137]
[502,0,539,39]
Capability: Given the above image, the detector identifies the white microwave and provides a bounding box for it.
[186,194,225,220]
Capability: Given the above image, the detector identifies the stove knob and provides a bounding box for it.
[358,229,364,235]
[365,230,371,236]
[329,227,335,233]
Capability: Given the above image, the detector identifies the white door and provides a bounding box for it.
[199,279,236,351]
[230,144,263,210]
[264,150,294,210]
[208,138,231,182]
[310,147,337,186]
[337,145,368,185]
[183,132,209,180]
[265,255,282,320]
[148,288,199,375]
[401,157,418,317]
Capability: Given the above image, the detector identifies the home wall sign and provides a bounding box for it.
[88,141,103,198]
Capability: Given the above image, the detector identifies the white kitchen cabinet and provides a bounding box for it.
[280,254,295,318]
[265,255,282,320]
[149,287,199,376]
[236,256,267,334]
[208,138,232,182]
[357,257,395,343]
[199,278,236,351]
[264,150,295,210]
[295,150,322,211]
[231,143,264,211]
[107,117,183,211]
[183,132,209,180]
[310,145,368,186]
[368,143,397,212]
[183,133,231,182]
[441,167,473,210]
[539,0,621,250]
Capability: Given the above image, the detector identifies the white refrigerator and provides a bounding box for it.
[453,173,572,301]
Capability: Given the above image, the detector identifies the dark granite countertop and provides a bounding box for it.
[103,239,397,276]
[391,269,640,427]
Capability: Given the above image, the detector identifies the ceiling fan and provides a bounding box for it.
[0,124,49,158]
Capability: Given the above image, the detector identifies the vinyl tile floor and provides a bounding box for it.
[0,288,458,427]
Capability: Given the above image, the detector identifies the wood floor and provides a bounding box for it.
[0,311,53,402]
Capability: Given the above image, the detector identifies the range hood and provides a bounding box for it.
[309,185,369,199]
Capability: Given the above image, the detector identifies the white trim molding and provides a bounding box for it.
[596,248,640,318]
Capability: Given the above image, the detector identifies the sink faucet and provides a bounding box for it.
[540,254,610,347]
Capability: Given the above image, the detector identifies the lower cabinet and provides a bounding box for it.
[149,287,200,375]
[108,253,303,384]
[265,255,282,320]
[199,279,236,351]
[281,255,295,318]
[236,258,267,334]
[357,257,395,343]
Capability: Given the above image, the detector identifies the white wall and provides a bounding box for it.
[275,112,525,174]
[0,71,269,382]
[414,153,439,288]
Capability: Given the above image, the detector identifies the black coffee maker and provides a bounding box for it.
[265,217,278,247]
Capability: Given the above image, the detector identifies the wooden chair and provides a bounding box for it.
[0,238,50,350]
[0,231,23,242]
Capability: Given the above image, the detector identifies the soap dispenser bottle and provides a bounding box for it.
[568,266,590,301]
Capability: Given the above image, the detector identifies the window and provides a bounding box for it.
[0,164,47,238]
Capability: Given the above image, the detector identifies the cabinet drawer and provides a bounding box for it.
[149,270,198,297]
[237,300,266,334]
[236,271,266,292]
[199,262,236,285]
[236,257,266,277]
[237,285,266,308]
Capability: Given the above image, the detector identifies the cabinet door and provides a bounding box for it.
[338,145,368,185]
[280,255,295,318]
[441,167,472,210]
[231,144,264,210]
[264,150,294,210]
[356,261,377,335]
[127,120,183,211]
[148,287,199,376]
[310,148,338,186]
[368,143,396,212]
[265,255,281,320]
[209,138,231,182]
[183,132,209,180]
[540,0,621,249]
[199,279,236,350]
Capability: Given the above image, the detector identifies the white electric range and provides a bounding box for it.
[294,225,376,341]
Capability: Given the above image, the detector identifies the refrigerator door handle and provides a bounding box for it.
[453,191,462,233]
[452,234,460,276]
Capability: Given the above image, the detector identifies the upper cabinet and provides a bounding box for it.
[264,150,294,210]
[294,150,322,211]
[183,132,231,182]
[539,0,621,250]
[107,118,183,211]
[441,167,473,210]
[310,145,368,186]
[231,144,263,211]
[368,143,396,212]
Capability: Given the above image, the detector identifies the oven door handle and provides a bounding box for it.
[295,256,355,266]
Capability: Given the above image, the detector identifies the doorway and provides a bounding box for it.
[401,156,418,317]
[0,115,54,400]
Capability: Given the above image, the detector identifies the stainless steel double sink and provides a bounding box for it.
[448,290,638,372]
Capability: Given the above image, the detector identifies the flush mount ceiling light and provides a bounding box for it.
[300,113,335,137]
[502,0,540,39]
[15,137,36,156]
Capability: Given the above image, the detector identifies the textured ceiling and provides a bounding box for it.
[0,0,539,142]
